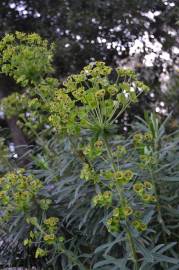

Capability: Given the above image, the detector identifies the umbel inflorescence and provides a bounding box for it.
[49,61,149,136]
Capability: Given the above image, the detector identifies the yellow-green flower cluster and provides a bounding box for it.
[19,77,59,137]
[80,163,99,183]
[100,169,133,186]
[133,133,144,145]
[43,217,60,244]
[133,132,157,169]
[44,217,59,229]
[35,248,48,258]
[139,154,156,167]
[106,215,120,233]
[0,32,54,86]
[36,77,59,100]
[0,76,58,137]
[25,215,64,258]
[83,140,104,160]
[114,169,134,185]
[48,62,150,136]
[39,198,52,210]
[0,92,28,118]
[133,132,153,146]
[106,205,148,233]
[116,68,137,80]
[133,181,156,203]
[48,90,77,134]
[132,220,147,232]
[106,205,133,232]
[0,170,43,221]
[92,191,112,208]
[143,132,153,141]
[83,61,112,77]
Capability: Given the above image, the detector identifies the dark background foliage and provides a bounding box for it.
[0,0,178,76]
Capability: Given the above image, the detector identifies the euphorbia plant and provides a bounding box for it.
[48,61,157,269]
[0,33,179,269]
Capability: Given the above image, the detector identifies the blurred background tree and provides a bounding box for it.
[0,0,178,157]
